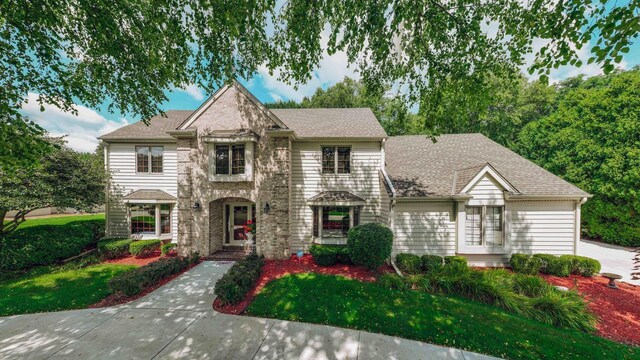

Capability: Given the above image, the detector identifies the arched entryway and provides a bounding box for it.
[208,197,255,255]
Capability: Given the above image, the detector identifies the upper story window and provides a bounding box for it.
[136,146,163,173]
[465,205,503,246]
[215,144,245,175]
[322,146,351,174]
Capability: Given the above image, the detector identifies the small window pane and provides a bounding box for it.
[151,146,163,173]
[131,204,156,234]
[322,147,335,174]
[136,146,149,173]
[485,206,503,246]
[465,207,482,246]
[337,147,350,174]
[160,204,171,234]
[215,145,229,175]
[312,207,319,237]
[322,206,350,238]
[231,144,245,175]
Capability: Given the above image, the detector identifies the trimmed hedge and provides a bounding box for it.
[108,253,200,297]
[129,239,161,257]
[560,255,601,277]
[98,238,132,259]
[214,254,265,305]
[395,254,421,274]
[309,244,350,266]
[443,256,468,273]
[511,254,600,277]
[421,255,444,273]
[0,219,105,271]
[347,223,393,270]
[161,243,177,256]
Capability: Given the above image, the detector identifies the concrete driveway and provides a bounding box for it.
[578,239,639,286]
[0,261,497,360]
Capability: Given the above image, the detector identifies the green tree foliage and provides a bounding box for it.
[0,144,106,236]
[517,68,640,246]
[2,0,637,171]
[266,77,423,135]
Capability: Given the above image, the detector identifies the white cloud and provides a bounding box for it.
[178,83,206,101]
[254,32,360,101]
[20,93,129,153]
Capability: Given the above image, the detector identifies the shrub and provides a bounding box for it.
[98,238,132,259]
[161,243,177,256]
[404,274,431,291]
[512,273,552,298]
[214,254,265,305]
[129,239,161,257]
[532,254,570,277]
[395,254,421,274]
[421,255,444,273]
[510,254,543,275]
[0,219,105,271]
[309,245,349,266]
[347,223,393,270]
[108,256,194,297]
[377,273,408,290]
[528,290,596,332]
[443,256,468,273]
[560,255,601,277]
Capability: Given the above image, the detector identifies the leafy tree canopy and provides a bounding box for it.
[0,143,106,236]
[1,0,637,127]
[517,67,640,246]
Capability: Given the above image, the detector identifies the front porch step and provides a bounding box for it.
[205,249,247,261]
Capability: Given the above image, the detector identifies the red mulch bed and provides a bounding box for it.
[542,274,640,345]
[89,260,200,308]
[213,254,394,315]
[103,251,163,266]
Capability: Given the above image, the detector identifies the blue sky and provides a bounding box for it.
[20,34,640,153]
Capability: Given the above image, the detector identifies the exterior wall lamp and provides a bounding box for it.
[193,202,201,211]
[263,202,270,214]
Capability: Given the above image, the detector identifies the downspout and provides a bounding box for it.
[103,143,110,238]
[380,138,397,264]
[574,197,588,255]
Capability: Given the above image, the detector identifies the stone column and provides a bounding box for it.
[177,138,194,256]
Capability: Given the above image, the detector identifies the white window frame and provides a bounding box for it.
[457,202,506,254]
[135,145,164,174]
[313,205,358,244]
[321,146,351,175]
[128,203,173,240]
[207,139,254,182]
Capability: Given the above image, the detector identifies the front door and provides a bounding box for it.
[225,202,254,246]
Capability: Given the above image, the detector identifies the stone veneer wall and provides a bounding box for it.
[175,84,292,259]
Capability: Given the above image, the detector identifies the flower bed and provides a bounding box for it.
[543,274,640,345]
[213,254,394,315]
[103,252,161,266]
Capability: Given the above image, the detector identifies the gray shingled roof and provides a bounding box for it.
[385,134,589,198]
[99,110,193,140]
[271,108,387,139]
[123,189,176,201]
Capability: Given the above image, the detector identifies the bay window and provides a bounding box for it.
[312,206,360,241]
[129,203,172,237]
[465,206,503,246]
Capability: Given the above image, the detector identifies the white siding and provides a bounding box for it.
[507,201,576,255]
[392,202,456,256]
[378,173,391,226]
[106,143,178,240]
[290,141,384,250]
[467,175,504,205]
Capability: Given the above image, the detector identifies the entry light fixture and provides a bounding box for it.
[193,202,201,211]
[263,202,270,214]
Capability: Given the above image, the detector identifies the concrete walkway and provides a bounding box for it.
[578,239,640,286]
[0,261,498,360]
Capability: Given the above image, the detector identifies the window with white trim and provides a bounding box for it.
[312,206,360,240]
[215,144,245,175]
[136,146,163,173]
[465,206,503,246]
[129,203,172,236]
[321,146,350,174]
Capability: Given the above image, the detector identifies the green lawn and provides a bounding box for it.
[8,213,105,229]
[0,263,135,316]
[246,273,640,360]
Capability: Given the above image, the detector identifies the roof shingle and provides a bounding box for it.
[271,108,387,139]
[99,110,193,141]
[385,134,589,198]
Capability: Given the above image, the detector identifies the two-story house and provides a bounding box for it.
[99,81,590,266]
